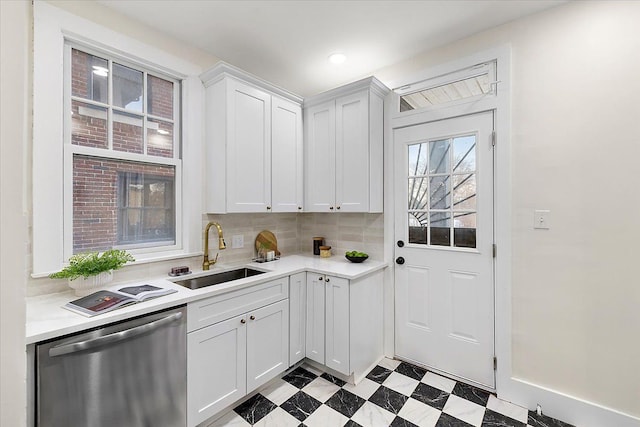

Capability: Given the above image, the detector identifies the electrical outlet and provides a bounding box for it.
[231,234,244,249]
[534,209,551,229]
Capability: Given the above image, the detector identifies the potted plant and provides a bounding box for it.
[49,249,135,296]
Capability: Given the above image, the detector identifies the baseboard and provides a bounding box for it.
[499,377,639,427]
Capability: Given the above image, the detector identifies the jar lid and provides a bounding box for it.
[313,237,324,240]
[319,246,331,250]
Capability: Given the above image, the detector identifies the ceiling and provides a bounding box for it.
[97,0,565,97]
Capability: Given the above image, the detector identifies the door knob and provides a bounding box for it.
[397,240,405,247]
[240,318,246,324]
[325,277,330,282]
[396,257,405,265]
[250,315,255,320]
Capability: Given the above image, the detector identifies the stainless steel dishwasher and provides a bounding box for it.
[36,305,187,427]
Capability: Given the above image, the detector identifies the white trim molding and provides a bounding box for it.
[32,2,204,275]
[384,45,640,427]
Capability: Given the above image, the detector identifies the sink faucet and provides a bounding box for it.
[203,222,226,270]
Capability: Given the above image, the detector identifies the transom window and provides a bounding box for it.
[407,134,478,248]
[396,61,496,113]
[67,46,181,254]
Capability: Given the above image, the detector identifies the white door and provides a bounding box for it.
[325,275,350,375]
[246,300,289,391]
[304,101,336,212]
[187,314,247,426]
[335,91,369,212]
[289,272,306,365]
[271,97,303,212]
[226,79,271,212]
[306,273,326,364]
[394,111,495,388]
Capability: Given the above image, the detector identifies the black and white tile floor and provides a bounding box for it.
[208,358,574,427]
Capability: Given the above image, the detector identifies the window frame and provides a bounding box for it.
[33,2,204,276]
[63,42,183,259]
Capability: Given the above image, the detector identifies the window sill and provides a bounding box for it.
[31,250,203,279]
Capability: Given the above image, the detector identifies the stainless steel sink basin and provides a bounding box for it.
[175,267,265,290]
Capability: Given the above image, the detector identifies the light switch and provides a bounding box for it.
[232,235,244,248]
[534,209,551,229]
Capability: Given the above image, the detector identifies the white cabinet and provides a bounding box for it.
[305,273,350,375]
[304,77,388,213]
[201,62,303,213]
[289,272,306,365]
[305,273,326,365]
[324,274,350,373]
[272,97,304,212]
[303,270,384,381]
[188,314,247,426]
[246,299,289,391]
[187,278,289,426]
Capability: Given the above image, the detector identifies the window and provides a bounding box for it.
[396,61,496,113]
[67,47,180,254]
[407,134,478,248]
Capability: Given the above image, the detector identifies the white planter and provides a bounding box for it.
[68,270,113,297]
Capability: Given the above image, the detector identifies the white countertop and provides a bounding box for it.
[26,254,387,344]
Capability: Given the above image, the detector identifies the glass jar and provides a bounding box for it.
[313,237,324,255]
[319,245,332,258]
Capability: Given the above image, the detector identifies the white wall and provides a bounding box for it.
[377,0,640,420]
[0,1,30,426]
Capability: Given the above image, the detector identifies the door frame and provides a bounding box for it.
[382,46,511,395]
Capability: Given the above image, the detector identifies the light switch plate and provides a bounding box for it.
[231,234,244,248]
[534,209,551,229]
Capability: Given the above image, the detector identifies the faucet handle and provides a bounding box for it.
[213,253,219,265]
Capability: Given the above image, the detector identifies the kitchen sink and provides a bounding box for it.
[174,267,265,290]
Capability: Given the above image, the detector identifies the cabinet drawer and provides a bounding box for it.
[187,278,289,332]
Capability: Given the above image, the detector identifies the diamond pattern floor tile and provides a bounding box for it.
[215,358,574,427]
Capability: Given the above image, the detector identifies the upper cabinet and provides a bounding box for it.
[304,77,389,213]
[201,63,303,213]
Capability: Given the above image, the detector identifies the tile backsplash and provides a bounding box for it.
[299,213,384,261]
[27,212,384,296]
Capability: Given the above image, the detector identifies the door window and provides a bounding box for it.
[407,134,478,248]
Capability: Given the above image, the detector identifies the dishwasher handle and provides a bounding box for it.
[49,312,183,357]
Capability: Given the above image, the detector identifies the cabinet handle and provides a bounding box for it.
[329,206,334,210]
[325,277,330,283]
[266,206,271,210]
[318,276,323,281]
[250,315,255,320]
[297,206,302,210]
[336,206,341,210]
[240,318,246,324]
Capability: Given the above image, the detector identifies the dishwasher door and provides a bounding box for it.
[36,306,187,427]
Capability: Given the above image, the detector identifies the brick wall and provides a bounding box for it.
[73,155,175,253]
[70,49,177,252]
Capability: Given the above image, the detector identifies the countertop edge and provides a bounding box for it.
[26,255,388,344]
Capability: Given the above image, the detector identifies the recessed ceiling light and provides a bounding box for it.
[328,52,347,65]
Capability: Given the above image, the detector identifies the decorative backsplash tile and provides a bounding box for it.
[27,211,384,296]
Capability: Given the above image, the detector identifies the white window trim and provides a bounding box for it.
[33,2,204,276]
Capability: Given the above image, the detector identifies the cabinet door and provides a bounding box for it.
[272,97,303,212]
[187,314,247,427]
[289,272,306,365]
[226,79,272,212]
[304,101,336,212]
[325,275,350,375]
[246,299,289,391]
[335,90,369,212]
[305,273,326,364]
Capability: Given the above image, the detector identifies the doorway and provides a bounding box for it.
[393,111,496,389]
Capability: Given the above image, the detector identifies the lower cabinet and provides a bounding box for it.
[187,287,289,427]
[303,271,383,381]
[289,272,306,365]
